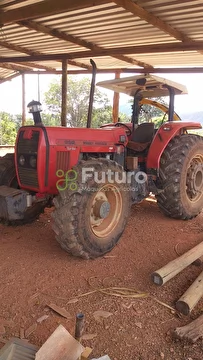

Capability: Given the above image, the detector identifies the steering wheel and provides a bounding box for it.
[114,122,132,135]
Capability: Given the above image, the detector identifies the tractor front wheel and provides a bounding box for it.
[0,153,18,187]
[156,134,203,219]
[52,159,131,259]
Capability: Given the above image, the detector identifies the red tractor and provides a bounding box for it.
[0,73,203,259]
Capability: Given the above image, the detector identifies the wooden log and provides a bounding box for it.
[192,255,203,266]
[174,314,203,343]
[151,241,203,286]
[175,270,203,315]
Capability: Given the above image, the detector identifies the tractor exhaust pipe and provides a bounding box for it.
[87,59,97,128]
[27,100,44,126]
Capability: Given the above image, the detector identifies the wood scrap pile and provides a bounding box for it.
[151,240,203,343]
[151,240,203,315]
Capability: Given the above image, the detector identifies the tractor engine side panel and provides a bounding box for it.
[47,126,128,194]
[16,126,128,195]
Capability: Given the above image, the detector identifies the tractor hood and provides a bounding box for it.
[97,74,188,98]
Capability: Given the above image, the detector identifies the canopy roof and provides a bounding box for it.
[0,1,203,83]
[97,74,188,98]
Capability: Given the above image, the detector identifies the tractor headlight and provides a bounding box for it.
[19,155,25,166]
[29,155,37,168]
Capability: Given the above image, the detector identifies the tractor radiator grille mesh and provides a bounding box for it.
[56,151,70,172]
[18,167,39,188]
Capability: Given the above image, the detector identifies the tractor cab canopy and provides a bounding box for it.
[97,74,188,98]
[97,74,188,124]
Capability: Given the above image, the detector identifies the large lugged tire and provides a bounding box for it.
[0,153,18,187]
[52,158,131,259]
[156,134,203,219]
[0,153,45,223]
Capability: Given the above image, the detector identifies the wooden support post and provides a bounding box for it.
[151,241,203,286]
[112,71,120,123]
[61,59,67,127]
[22,73,26,126]
[175,270,203,315]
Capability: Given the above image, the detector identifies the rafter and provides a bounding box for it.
[0,0,109,25]
[0,39,90,70]
[16,61,57,72]
[0,62,32,72]
[113,0,191,42]
[0,41,202,63]
[0,40,56,71]
[15,67,203,75]
[0,73,20,84]
[114,0,203,57]
[19,20,153,68]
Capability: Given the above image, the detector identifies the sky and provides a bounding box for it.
[0,72,203,117]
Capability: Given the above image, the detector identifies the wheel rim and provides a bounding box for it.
[90,184,122,238]
[186,154,203,202]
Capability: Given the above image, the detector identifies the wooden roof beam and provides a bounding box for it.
[0,73,20,84]
[0,0,109,25]
[0,62,32,72]
[19,20,153,68]
[16,61,58,72]
[0,39,89,70]
[23,67,203,75]
[113,0,191,42]
[0,41,202,62]
[0,40,57,71]
[67,59,91,70]
[114,0,203,56]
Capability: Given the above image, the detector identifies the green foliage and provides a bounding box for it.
[0,112,18,145]
[118,112,131,123]
[151,116,166,129]
[128,97,168,124]
[43,76,113,127]
[140,97,167,122]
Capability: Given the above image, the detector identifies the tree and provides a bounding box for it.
[43,76,113,127]
[139,97,168,123]
[126,96,169,126]
[0,112,17,145]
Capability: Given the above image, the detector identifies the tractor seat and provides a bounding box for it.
[127,122,155,152]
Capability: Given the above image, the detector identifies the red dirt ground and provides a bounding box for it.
[0,199,203,360]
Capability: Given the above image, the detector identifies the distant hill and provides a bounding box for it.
[120,103,132,116]
[119,105,203,125]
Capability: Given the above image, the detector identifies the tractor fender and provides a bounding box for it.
[146,121,202,173]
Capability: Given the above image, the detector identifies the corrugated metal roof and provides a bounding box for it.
[0,0,203,81]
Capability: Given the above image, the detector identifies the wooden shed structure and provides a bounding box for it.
[0,0,203,123]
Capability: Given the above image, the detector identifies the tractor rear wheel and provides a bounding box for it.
[52,158,131,259]
[156,134,203,219]
[0,153,46,223]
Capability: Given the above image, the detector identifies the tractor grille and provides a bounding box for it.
[17,130,39,189]
[18,131,39,153]
[56,151,70,172]
[18,167,39,188]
